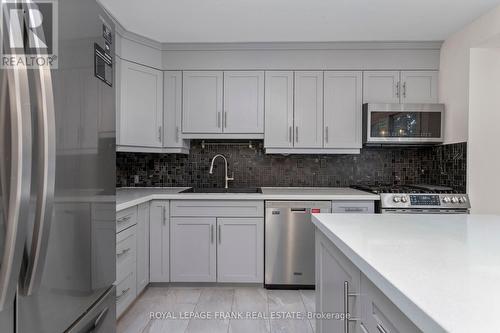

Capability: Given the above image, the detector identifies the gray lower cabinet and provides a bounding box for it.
[170,217,217,282]
[361,275,421,333]
[169,200,264,283]
[136,202,150,293]
[217,218,264,283]
[315,229,422,333]
[116,224,137,318]
[315,229,361,333]
[149,200,170,282]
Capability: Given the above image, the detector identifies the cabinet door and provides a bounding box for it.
[324,71,363,149]
[223,71,264,134]
[149,201,169,282]
[363,71,401,104]
[118,59,163,147]
[163,71,187,148]
[361,275,422,333]
[170,217,216,282]
[217,218,263,283]
[182,71,223,133]
[136,202,150,293]
[401,71,438,103]
[294,71,323,148]
[264,71,294,148]
[316,230,361,333]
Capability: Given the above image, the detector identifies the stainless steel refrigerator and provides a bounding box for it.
[0,0,116,332]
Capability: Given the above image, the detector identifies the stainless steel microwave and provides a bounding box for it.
[363,103,444,145]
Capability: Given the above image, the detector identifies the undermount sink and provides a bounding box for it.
[180,187,262,194]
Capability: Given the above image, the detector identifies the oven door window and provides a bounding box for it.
[370,111,441,138]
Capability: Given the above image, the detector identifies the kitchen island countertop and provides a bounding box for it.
[312,213,500,333]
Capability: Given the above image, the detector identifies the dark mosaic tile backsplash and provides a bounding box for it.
[117,141,466,192]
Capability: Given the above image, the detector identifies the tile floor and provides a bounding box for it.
[117,286,316,333]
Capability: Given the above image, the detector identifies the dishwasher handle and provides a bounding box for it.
[290,208,307,213]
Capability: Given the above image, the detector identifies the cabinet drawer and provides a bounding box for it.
[116,226,137,283]
[116,206,137,233]
[361,274,421,333]
[332,201,375,213]
[170,200,264,217]
[116,271,137,318]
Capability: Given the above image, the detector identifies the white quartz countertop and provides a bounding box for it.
[116,187,379,211]
[312,213,500,333]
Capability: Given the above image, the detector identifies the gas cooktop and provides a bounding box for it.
[352,184,470,213]
[352,184,461,194]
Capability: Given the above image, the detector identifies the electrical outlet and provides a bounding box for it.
[134,175,140,184]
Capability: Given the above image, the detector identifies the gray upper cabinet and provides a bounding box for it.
[294,71,324,148]
[363,71,401,104]
[170,217,217,282]
[163,71,190,153]
[364,71,438,104]
[324,71,363,149]
[149,200,170,283]
[182,71,223,134]
[118,59,163,148]
[401,71,438,103]
[217,218,264,283]
[223,71,264,134]
[264,71,294,148]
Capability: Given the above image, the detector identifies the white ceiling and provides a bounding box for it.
[99,0,500,43]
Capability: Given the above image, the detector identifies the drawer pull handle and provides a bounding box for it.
[211,224,214,244]
[116,248,131,257]
[377,324,388,333]
[344,207,365,212]
[343,281,361,333]
[117,216,131,224]
[218,225,221,244]
[116,287,130,301]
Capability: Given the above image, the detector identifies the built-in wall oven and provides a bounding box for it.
[363,103,444,145]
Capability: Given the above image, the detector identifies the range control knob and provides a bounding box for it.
[393,196,401,203]
[451,197,459,204]
[442,197,451,204]
[459,196,467,203]
[401,196,408,203]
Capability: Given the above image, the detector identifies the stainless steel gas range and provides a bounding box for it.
[353,184,470,214]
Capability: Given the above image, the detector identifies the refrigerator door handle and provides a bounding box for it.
[22,66,56,296]
[0,66,33,311]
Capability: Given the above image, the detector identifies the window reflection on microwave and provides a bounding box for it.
[370,112,441,138]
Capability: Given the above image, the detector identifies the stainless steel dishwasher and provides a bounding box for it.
[265,201,332,288]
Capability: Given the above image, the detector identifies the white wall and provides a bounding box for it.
[468,45,500,214]
[439,5,500,144]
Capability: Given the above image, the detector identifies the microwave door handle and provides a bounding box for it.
[22,66,56,296]
[0,66,33,311]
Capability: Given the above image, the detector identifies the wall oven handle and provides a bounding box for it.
[22,65,56,296]
[0,65,32,311]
